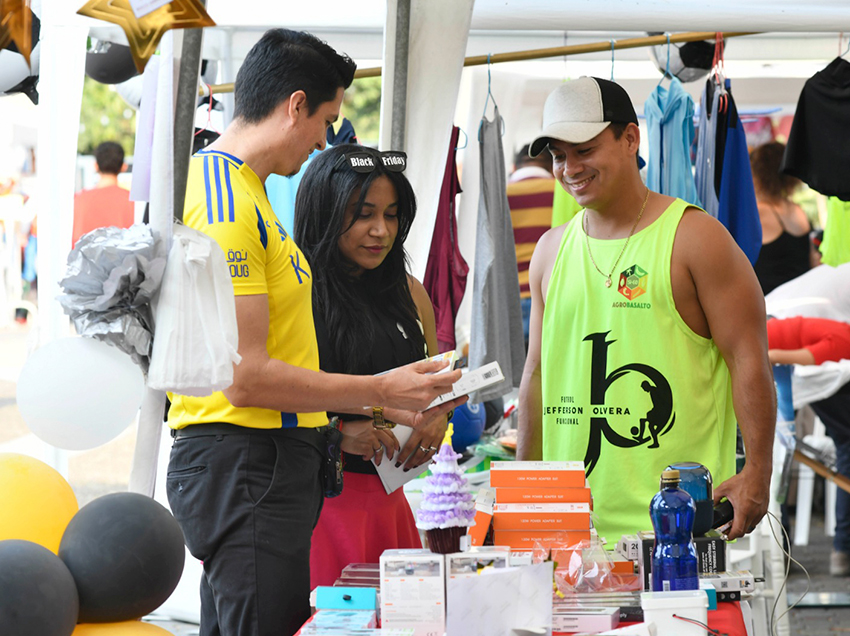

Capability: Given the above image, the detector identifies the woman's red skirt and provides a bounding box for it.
[310,471,422,588]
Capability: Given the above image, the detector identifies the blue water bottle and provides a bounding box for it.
[649,469,699,591]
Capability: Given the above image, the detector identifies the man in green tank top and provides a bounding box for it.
[517,77,776,546]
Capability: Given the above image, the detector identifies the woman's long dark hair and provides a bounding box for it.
[294,144,426,375]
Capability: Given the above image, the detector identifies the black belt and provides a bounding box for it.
[170,422,329,454]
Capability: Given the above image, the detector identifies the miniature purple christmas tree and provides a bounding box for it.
[416,424,476,554]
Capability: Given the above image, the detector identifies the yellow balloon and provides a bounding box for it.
[73,621,175,635]
[0,453,79,554]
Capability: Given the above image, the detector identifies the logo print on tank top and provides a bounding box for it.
[583,331,676,477]
[617,263,648,301]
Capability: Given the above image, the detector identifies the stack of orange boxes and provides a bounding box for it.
[489,461,592,552]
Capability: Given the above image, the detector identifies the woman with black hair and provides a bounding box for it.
[295,144,460,587]
[751,142,812,295]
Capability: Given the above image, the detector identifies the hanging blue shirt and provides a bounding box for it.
[644,77,701,208]
[264,147,326,235]
[716,83,762,265]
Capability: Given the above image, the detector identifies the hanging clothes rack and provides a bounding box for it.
[199,30,756,95]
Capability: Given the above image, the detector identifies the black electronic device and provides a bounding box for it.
[712,498,735,529]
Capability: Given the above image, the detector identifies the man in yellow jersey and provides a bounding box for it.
[166,29,461,636]
[516,77,776,546]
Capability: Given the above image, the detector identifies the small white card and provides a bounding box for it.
[128,0,171,18]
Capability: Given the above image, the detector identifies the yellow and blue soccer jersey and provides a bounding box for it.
[168,149,327,429]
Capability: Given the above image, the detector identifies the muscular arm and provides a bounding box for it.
[518,226,563,460]
[223,294,460,413]
[681,213,776,540]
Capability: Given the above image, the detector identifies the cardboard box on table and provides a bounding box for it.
[492,502,591,531]
[467,488,495,547]
[492,529,592,551]
[495,485,592,505]
[379,549,445,636]
[552,606,620,633]
[446,546,510,581]
[490,461,586,488]
[637,530,727,590]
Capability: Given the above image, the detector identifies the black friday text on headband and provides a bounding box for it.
[335,151,407,173]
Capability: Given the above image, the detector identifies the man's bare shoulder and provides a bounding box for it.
[674,206,754,282]
[676,207,736,252]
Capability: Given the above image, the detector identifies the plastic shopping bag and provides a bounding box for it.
[148,224,241,396]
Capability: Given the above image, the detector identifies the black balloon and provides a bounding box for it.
[85,41,139,85]
[59,492,185,623]
[0,539,79,636]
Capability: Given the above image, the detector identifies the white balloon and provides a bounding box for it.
[16,337,145,450]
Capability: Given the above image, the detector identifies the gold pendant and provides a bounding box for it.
[605,276,612,288]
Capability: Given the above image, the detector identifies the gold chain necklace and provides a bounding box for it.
[583,188,650,288]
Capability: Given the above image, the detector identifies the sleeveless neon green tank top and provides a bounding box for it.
[541,198,736,545]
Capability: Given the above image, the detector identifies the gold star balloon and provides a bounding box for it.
[77,0,215,73]
[0,0,33,66]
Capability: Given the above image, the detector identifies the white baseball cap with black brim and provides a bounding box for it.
[529,76,639,157]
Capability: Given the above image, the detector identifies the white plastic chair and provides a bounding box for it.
[793,414,838,546]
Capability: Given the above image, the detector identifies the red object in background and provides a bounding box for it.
[775,114,795,144]
[72,185,135,246]
[743,116,776,149]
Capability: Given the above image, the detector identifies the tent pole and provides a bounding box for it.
[173,14,206,222]
[201,29,755,93]
[390,0,411,151]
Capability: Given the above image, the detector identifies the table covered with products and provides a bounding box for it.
[299,456,755,636]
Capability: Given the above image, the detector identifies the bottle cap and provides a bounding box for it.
[661,469,680,482]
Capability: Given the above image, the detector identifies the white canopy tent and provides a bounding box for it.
[16,0,850,626]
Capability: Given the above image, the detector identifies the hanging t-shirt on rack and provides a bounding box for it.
[695,78,761,265]
[423,126,469,352]
[469,106,525,401]
[644,76,701,207]
[782,56,850,201]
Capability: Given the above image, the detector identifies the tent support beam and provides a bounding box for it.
[390,0,410,151]
[200,29,756,94]
[174,21,205,221]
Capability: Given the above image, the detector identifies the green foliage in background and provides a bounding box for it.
[343,76,381,147]
[78,76,137,156]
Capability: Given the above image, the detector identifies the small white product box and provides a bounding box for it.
[641,590,709,636]
[427,361,504,408]
[509,551,534,567]
[446,546,511,581]
[552,606,620,632]
[380,549,445,636]
[616,533,641,561]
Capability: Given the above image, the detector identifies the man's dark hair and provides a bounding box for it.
[95,141,125,175]
[515,143,553,173]
[234,29,357,123]
[607,123,643,169]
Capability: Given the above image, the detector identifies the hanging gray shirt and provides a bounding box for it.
[468,106,526,402]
